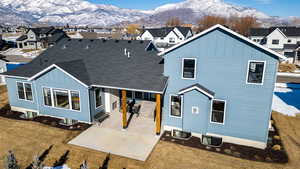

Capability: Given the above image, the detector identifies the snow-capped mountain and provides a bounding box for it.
[0,0,275,26]
[0,0,150,26]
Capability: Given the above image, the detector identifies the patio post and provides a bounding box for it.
[156,93,161,135]
[122,90,127,129]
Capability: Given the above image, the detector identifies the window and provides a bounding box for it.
[202,135,223,147]
[42,87,80,111]
[53,89,69,109]
[95,88,102,108]
[24,83,33,101]
[24,42,27,46]
[169,37,175,43]
[192,106,199,114]
[170,95,181,117]
[126,91,133,99]
[247,61,265,84]
[17,82,25,100]
[172,130,191,139]
[43,88,52,106]
[272,39,279,44]
[17,82,33,101]
[288,39,291,43]
[182,58,196,79]
[71,91,80,111]
[211,99,225,124]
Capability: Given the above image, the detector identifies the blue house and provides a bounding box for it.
[2,25,286,149]
[3,39,167,132]
[159,25,286,149]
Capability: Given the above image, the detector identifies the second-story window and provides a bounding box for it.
[182,58,196,79]
[247,61,265,84]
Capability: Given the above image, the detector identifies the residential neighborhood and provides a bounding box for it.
[0,0,300,169]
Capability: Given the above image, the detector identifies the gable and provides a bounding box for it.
[159,25,287,61]
[267,29,287,39]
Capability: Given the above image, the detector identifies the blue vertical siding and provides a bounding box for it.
[163,28,278,143]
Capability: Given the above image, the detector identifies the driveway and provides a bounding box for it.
[69,111,160,161]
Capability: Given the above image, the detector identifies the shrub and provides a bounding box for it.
[4,150,20,169]
[272,144,281,151]
[273,135,281,140]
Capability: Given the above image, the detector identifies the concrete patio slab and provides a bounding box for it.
[69,111,161,161]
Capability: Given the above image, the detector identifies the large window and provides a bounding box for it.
[95,88,102,108]
[211,99,226,124]
[169,37,175,43]
[170,95,181,117]
[182,58,196,79]
[272,39,279,44]
[247,61,265,84]
[17,82,33,101]
[53,89,70,109]
[43,87,80,111]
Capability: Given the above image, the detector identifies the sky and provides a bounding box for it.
[88,0,300,17]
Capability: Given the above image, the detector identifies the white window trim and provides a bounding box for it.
[181,58,197,80]
[42,86,81,112]
[246,60,266,85]
[169,94,183,118]
[95,88,103,109]
[16,81,34,102]
[210,99,226,125]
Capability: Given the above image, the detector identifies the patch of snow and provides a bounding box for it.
[273,86,300,116]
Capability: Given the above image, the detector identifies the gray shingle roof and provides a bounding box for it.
[16,35,27,41]
[3,39,168,93]
[250,27,300,37]
[144,26,192,38]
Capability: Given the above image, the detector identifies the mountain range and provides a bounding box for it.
[0,0,296,27]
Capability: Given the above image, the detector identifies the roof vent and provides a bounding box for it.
[115,40,119,43]
[140,40,144,44]
[78,39,82,42]
[67,39,72,41]
[128,40,132,43]
[62,44,68,49]
[86,45,90,49]
[124,48,127,55]
[90,39,94,42]
[102,39,106,42]
[127,52,131,58]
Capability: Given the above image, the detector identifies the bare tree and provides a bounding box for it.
[231,16,260,36]
[197,15,227,32]
[126,24,140,35]
[166,17,182,27]
[4,151,20,169]
[79,160,89,169]
[31,154,44,169]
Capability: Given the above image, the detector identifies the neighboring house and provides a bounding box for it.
[0,55,7,84]
[159,25,286,149]
[3,55,32,71]
[283,42,300,63]
[16,27,67,50]
[249,27,300,62]
[0,35,5,50]
[2,39,165,129]
[137,26,193,51]
[1,25,286,150]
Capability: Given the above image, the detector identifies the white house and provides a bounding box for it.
[137,26,193,51]
[249,27,300,63]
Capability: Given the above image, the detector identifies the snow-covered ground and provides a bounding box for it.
[273,85,300,116]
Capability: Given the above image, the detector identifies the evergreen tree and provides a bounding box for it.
[79,160,88,169]
[4,150,20,169]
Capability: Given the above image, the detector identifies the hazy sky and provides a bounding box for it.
[88,0,300,17]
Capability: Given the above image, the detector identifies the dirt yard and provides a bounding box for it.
[0,85,300,169]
